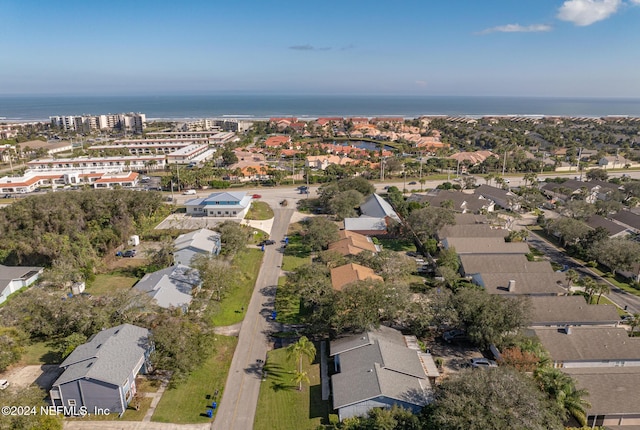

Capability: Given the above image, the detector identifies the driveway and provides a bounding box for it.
[0,364,62,390]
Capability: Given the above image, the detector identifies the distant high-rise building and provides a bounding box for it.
[50,113,146,134]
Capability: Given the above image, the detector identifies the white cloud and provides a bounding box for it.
[477,24,552,35]
[630,0,640,4]
[557,0,621,26]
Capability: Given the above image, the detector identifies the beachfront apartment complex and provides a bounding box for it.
[50,113,146,134]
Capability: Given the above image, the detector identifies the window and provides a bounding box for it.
[68,399,76,406]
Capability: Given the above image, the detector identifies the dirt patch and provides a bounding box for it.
[1,365,63,390]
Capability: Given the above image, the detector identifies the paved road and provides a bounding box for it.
[212,207,294,430]
[526,230,640,314]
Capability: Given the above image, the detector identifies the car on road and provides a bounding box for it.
[183,189,196,195]
[470,358,497,368]
[299,189,310,194]
[443,329,467,343]
[252,194,262,199]
[122,250,137,258]
[258,240,276,246]
[0,379,9,390]
[3,194,12,199]
[408,181,417,185]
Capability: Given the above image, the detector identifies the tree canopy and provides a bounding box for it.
[424,367,564,430]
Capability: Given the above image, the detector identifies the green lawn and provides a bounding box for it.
[275,276,303,324]
[152,335,238,424]
[254,346,329,430]
[87,272,139,296]
[67,396,152,421]
[587,266,640,297]
[209,249,264,326]
[20,340,60,365]
[245,201,275,220]
[377,238,417,252]
[282,234,311,271]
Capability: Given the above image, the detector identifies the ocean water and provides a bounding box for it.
[1,95,640,121]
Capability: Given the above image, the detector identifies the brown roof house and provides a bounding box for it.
[330,263,383,291]
[328,231,380,256]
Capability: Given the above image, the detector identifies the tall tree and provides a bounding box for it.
[535,367,591,426]
[286,336,316,390]
[424,367,563,430]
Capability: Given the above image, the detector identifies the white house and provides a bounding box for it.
[0,264,44,304]
[173,228,221,265]
[184,191,252,218]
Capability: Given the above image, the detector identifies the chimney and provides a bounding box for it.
[507,280,516,292]
[564,326,572,335]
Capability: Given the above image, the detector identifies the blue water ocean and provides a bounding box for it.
[1,95,640,121]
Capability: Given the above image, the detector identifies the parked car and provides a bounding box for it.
[183,189,196,195]
[252,194,262,199]
[0,379,9,390]
[122,250,137,258]
[258,240,276,246]
[443,329,467,343]
[3,194,12,199]
[470,358,497,368]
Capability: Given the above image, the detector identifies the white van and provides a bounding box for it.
[182,189,196,195]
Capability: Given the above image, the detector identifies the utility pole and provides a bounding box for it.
[578,147,584,181]
[502,147,508,177]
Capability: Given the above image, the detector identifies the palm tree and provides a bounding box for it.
[291,370,310,392]
[580,277,597,304]
[565,269,580,290]
[629,313,640,336]
[523,172,537,188]
[535,367,591,426]
[594,283,611,304]
[286,336,316,391]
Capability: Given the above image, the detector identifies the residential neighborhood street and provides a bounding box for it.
[212,207,294,430]
[527,230,640,314]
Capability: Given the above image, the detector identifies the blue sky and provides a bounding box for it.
[1,0,639,97]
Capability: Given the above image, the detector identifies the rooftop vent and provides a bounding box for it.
[507,280,516,292]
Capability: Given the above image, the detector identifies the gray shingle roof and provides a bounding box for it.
[438,224,508,239]
[529,296,619,326]
[133,264,200,309]
[330,326,429,410]
[477,272,566,295]
[0,264,43,289]
[564,367,640,416]
[585,215,628,237]
[174,228,221,253]
[460,254,553,275]
[443,237,529,255]
[344,217,388,232]
[453,213,489,225]
[612,209,640,231]
[53,324,150,387]
[360,194,401,222]
[534,327,640,362]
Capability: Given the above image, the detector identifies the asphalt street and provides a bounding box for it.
[527,231,640,314]
[212,207,294,430]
